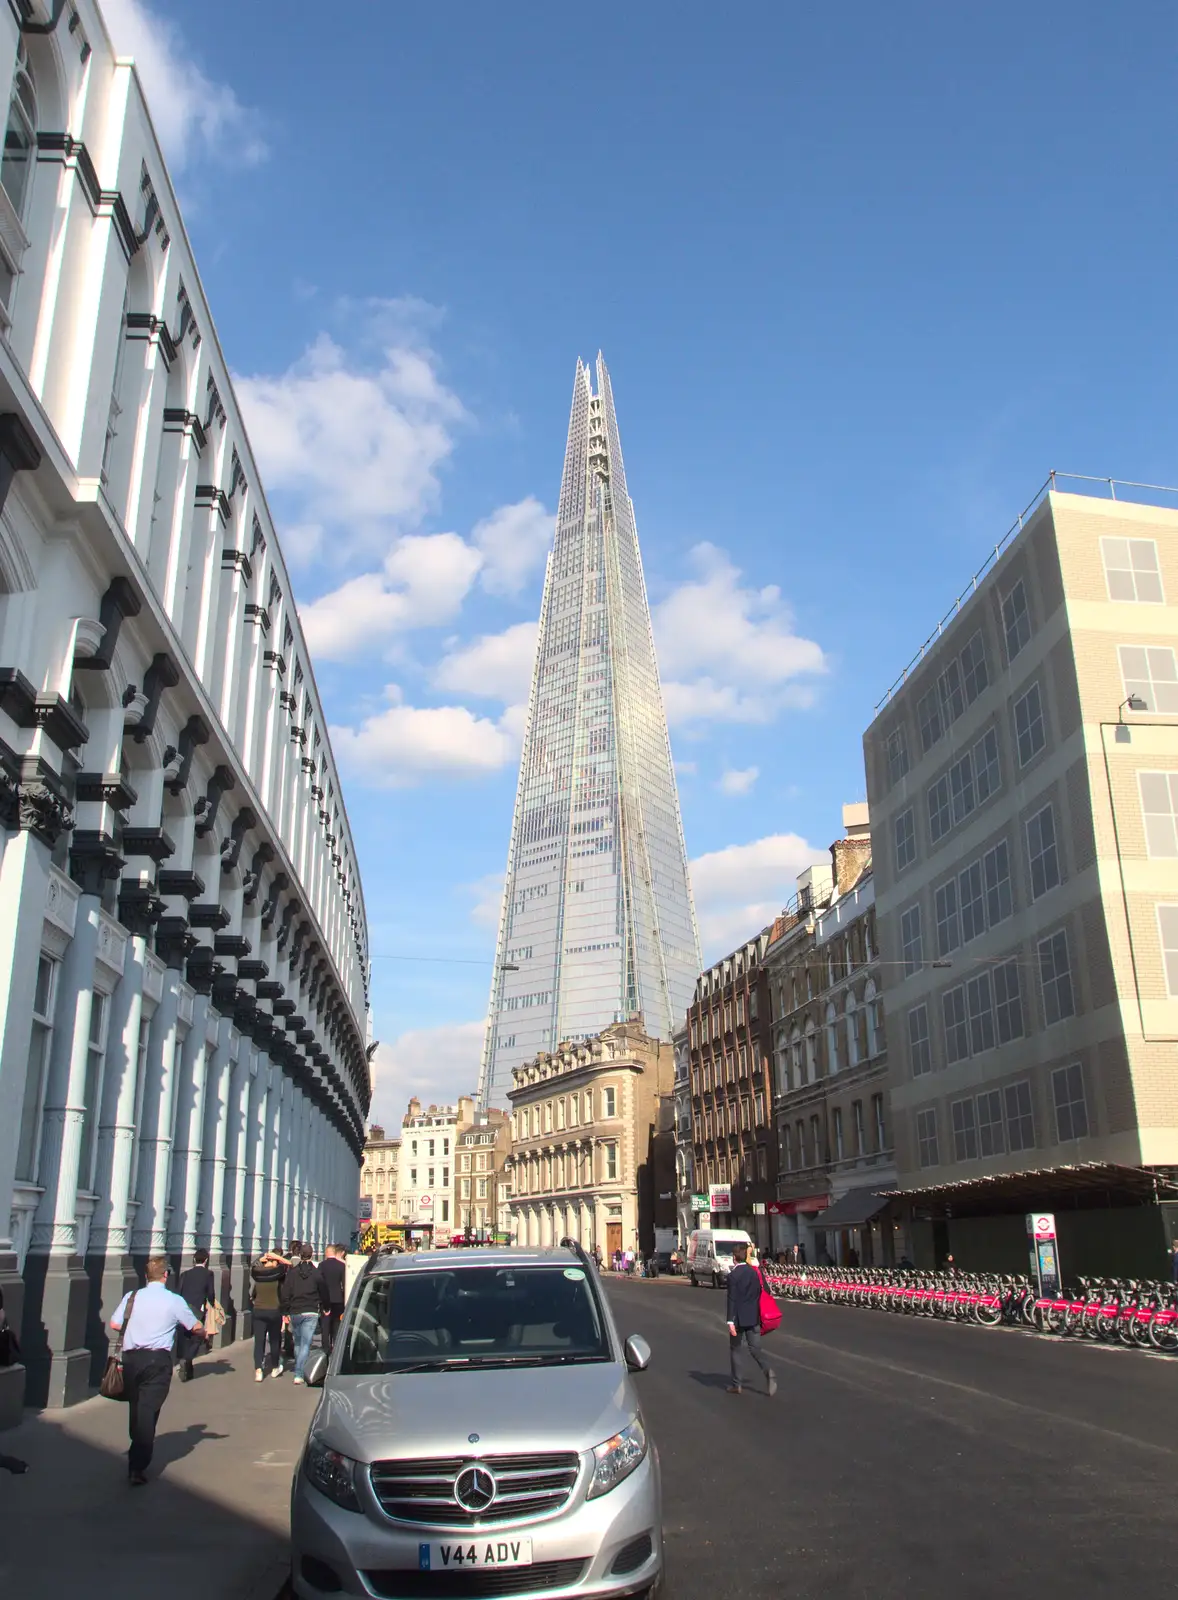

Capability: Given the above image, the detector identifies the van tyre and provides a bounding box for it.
[713,1272,721,1290]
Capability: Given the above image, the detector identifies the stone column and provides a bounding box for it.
[86,924,149,1385]
[223,1041,255,1337]
[165,987,211,1265]
[130,967,183,1260]
[273,1072,291,1246]
[252,1062,277,1252]
[22,891,103,1408]
[197,1017,231,1252]
[0,824,56,1427]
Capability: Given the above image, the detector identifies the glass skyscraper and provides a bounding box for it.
[478,355,701,1108]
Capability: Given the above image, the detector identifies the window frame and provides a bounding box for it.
[1014,682,1046,767]
[1001,579,1031,662]
[1026,803,1061,900]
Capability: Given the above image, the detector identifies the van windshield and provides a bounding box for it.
[714,1241,740,1257]
[339,1264,611,1374]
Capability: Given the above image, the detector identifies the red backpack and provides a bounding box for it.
[758,1265,782,1334]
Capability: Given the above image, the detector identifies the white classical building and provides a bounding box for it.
[0,5,371,1422]
[396,1098,475,1246]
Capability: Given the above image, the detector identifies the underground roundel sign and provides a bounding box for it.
[1034,1214,1054,1238]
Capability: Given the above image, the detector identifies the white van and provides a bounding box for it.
[686,1228,754,1288]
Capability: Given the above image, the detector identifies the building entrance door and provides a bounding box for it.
[606,1221,622,1260]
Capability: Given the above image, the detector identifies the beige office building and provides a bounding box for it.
[359,1126,401,1224]
[508,1019,672,1259]
[864,484,1178,1270]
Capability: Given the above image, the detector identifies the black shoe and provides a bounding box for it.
[176,1365,190,1382]
[184,1361,194,1381]
[129,1470,148,1487]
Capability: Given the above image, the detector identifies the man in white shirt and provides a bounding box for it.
[110,1256,208,1485]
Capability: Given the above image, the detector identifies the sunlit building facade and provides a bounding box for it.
[479,356,699,1106]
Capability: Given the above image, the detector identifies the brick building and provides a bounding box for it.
[686,931,777,1250]
[864,483,1178,1273]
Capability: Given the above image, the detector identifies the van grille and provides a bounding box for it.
[364,1562,586,1598]
[369,1453,581,1527]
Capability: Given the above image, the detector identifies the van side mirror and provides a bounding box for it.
[305,1350,329,1387]
[623,1334,651,1371]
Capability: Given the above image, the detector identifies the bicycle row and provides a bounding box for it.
[759,1265,1178,1351]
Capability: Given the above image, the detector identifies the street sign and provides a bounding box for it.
[690,1193,708,1212]
[709,1184,732,1213]
[418,1193,434,1211]
[1026,1211,1061,1298]
[752,1202,766,1215]
[358,1197,372,1221]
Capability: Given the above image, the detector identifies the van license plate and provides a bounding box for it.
[420,1540,533,1570]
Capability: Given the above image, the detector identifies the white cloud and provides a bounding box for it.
[369,1022,488,1126]
[299,534,482,661]
[653,545,826,726]
[718,766,759,796]
[434,622,539,703]
[235,304,465,566]
[100,0,267,169]
[330,687,521,788]
[468,873,505,930]
[473,498,553,597]
[689,832,827,961]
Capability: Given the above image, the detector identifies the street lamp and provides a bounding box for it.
[1119,694,1148,721]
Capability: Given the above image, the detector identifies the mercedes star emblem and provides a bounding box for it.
[454,1464,497,1514]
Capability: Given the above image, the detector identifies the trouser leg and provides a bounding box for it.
[745,1327,773,1384]
[125,1352,172,1473]
[729,1329,744,1386]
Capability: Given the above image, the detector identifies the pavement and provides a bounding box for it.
[0,1338,317,1600]
[602,1273,1178,1600]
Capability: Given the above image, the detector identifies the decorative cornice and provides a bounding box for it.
[18,756,72,847]
[131,652,179,744]
[194,484,231,524]
[75,771,137,810]
[122,825,174,863]
[157,868,204,901]
[74,577,140,673]
[36,132,136,259]
[243,603,270,634]
[165,714,209,795]
[162,408,207,454]
[188,901,231,930]
[263,650,287,677]
[117,883,164,939]
[221,548,252,580]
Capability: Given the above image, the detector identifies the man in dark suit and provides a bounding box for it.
[176,1248,218,1381]
[319,1244,347,1355]
[725,1244,776,1397]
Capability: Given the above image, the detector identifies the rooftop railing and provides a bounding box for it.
[873,471,1178,712]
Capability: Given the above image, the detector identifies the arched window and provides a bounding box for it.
[864,979,882,1057]
[1,42,36,222]
[826,1002,841,1074]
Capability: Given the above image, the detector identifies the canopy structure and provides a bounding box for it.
[813,1189,893,1229]
[884,1163,1178,1218]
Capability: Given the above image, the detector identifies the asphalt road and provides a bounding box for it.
[603,1275,1176,1600]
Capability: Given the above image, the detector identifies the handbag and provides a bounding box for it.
[758,1267,782,1335]
[204,1299,226,1339]
[99,1289,137,1401]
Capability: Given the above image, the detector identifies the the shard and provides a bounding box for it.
[478,355,701,1107]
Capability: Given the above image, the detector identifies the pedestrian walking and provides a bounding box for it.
[109,1257,209,1485]
[281,1243,326,1384]
[319,1243,347,1355]
[725,1243,776,1398]
[250,1251,287,1381]
[175,1248,219,1382]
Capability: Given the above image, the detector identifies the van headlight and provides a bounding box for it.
[587,1419,647,1499]
[304,1436,363,1512]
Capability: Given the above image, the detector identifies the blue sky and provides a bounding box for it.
[104,0,1178,1117]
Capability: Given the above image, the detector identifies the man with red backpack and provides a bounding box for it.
[725,1243,778,1397]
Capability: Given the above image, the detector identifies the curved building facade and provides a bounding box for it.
[0,6,370,1418]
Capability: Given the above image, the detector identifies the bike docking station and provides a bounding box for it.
[1028,1212,1062,1299]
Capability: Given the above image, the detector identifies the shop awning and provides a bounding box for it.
[883,1162,1178,1218]
[813,1189,893,1229]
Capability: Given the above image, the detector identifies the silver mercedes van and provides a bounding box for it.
[290,1245,662,1599]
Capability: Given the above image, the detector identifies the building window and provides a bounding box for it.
[949,751,975,827]
[77,993,109,1192]
[917,687,943,755]
[934,879,960,957]
[1119,645,1178,715]
[1139,773,1178,857]
[1004,1080,1036,1152]
[1053,1063,1089,1142]
[810,1114,822,1164]
[1038,929,1075,1024]
[886,725,910,785]
[1014,683,1046,766]
[428,1168,435,1186]
[1102,536,1164,604]
[441,1199,449,1222]
[916,1108,939,1168]
[852,1099,865,1155]
[958,860,985,943]
[951,1098,978,1161]
[983,839,1013,926]
[960,631,988,705]
[442,1166,449,1186]
[900,904,923,975]
[1026,804,1061,899]
[942,986,969,1064]
[460,1177,471,1199]
[966,972,995,1055]
[1002,580,1031,662]
[928,775,951,843]
[410,1168,417,1185]
[1156,904,1178,995]
[872,1093,886,1151]
[939,658,965,726]
[428,1140,435,1157]
[603,1142,618,1181]
[832,1107,844,1160]
[1,42,36,222]
[602,1086,617,1119]
[15,954,55,1182]
[993,958,1024,1044]
[977,1089,1005,1157]
[973,727,1001,803]
[908,1005,932,1077]
[460,1153,471,1173]
[894,808,916,872]
[756,1145,767,1182]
